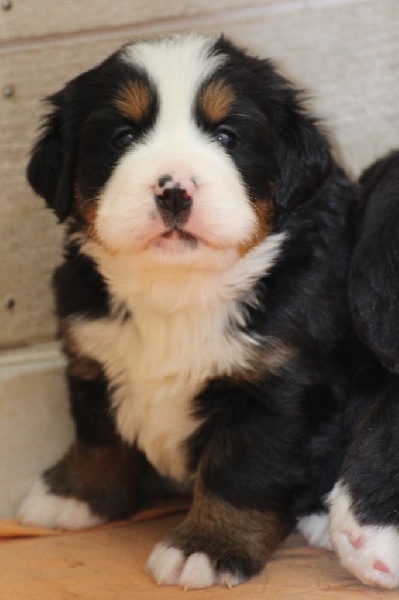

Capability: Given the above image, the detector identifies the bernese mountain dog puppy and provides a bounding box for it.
[19,34,358,588]
[327,150,399,588]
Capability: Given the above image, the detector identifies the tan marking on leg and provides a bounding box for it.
[45,443,144,521]
[168,478,290,573]
[199,79,235,124]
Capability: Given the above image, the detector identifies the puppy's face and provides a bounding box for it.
[28,34,330,267]
[76,36,276,267]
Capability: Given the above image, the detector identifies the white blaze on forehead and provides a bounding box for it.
[121,35,225,133]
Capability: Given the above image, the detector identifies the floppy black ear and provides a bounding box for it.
[268,80,332,210]
[248,55,332,209]
[212,37,332,210]
[272,106,332,210]
[27,61,101,222]
[27,87,78,222]
[350,150,399,373]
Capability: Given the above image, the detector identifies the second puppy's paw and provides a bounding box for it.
[329,481,399,589]
[297,512,333,550]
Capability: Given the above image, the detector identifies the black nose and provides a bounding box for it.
[156,187,192,215]
[155,180,193,216]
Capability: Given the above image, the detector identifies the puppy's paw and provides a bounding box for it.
[329,481,399,588]
[18,478,104,530]
[297,512,333,550]
[146,542,246,589]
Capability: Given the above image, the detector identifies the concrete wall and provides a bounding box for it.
[0,0,398,517]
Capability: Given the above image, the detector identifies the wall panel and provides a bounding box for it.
[0,0,271,43]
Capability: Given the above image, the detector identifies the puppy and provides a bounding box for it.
[19,34,356,588]
[328,150,399,588]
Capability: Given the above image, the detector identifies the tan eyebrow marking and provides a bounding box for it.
[199,78,235,124]
[114,80,152,123]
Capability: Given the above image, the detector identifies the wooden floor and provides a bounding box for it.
[1,514,396,600]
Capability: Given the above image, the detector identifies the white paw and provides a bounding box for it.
[297,512,333,550]
[146,542,245,589]
[329,481,399,588]
[18,478,105,530]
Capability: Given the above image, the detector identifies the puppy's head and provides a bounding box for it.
[28,34,330,265]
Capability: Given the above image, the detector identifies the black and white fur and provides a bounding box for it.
[327,151,399,588]
[19,33,395,589]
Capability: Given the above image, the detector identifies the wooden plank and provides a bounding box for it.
[0,519,394,599]
[0,0,271,44]
[0,0,398,347]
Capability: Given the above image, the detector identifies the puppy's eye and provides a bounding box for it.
[215,127,238,150]
[110,127,135,151]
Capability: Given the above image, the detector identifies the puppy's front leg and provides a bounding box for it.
[147,475,290,589]
[18,361,143,530]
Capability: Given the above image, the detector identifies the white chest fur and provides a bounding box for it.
[70,304,255,482]
[71,234,285,482]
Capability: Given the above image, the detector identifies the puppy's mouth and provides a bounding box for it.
[156,227,198,248]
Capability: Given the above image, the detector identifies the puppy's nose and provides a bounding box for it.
[155,175,194,216]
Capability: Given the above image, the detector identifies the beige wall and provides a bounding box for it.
[0,0,398,349]
[0,0,397,518]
